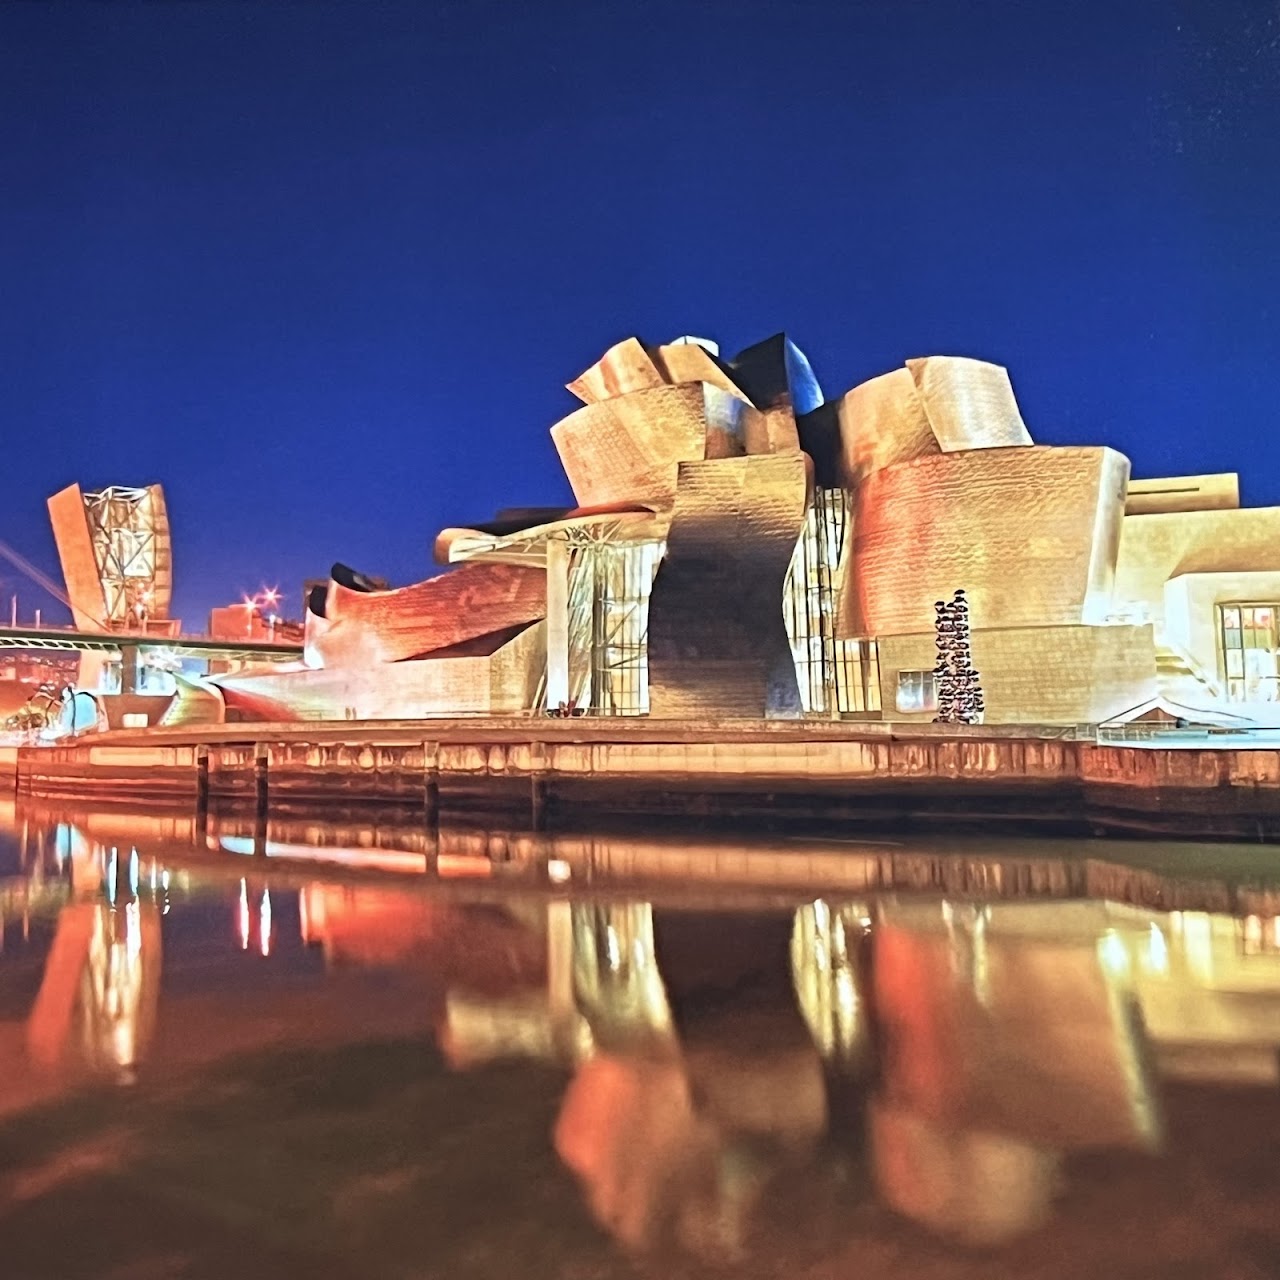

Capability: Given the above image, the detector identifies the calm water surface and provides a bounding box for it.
[3,798,1280,1279]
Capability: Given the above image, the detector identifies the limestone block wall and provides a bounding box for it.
[876,623,1157,724]
[648,454,810,719]
[1163,571,1280,688]
[1124,473,1240,516]
[1114,507,1280,632]
[489,619,547,713]
[845,446,1130,638]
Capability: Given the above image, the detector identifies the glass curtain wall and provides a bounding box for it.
[548,487,881,718]
[1221,603,1280,702]
[783,487,880,716]
[564,540,664,715]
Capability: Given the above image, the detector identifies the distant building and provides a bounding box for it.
[208,604,276,643]
[0,651,80,685]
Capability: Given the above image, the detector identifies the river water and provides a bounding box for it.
[3,798,1280,1279]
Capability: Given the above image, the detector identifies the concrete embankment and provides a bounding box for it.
[8,720,1280,840]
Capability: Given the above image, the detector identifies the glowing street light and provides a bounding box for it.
[238,586,285,640]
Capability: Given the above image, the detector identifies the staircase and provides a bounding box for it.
[1153,638,1223,705]
[160,674,225,727]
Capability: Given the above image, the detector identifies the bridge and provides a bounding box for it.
[0,625,303,664]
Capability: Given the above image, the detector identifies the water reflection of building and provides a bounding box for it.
[1102,905,1280,1083]
[26,847,162,1082]
[854,900,1158,1245]
[21,807,1280,1254]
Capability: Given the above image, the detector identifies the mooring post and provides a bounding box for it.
[195,744,210,844]
[424,740,440,827]
[530,740,548,832]
[253,742,269,835]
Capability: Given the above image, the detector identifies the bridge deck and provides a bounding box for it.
[0,625,303,663]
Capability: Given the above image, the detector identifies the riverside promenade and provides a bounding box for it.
[4,718,1280,840]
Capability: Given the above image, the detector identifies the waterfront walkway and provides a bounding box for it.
[5,716,1280,841]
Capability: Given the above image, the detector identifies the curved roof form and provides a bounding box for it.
[307,561,546,669]
[434,503,667,567]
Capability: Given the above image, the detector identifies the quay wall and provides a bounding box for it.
[10,725,1280,839]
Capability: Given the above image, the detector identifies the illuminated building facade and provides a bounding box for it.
[208,333,1280,727]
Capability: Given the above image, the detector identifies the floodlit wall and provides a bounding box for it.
[216,622,544,720]
[877,624,1158,724]
[845,446,1130,638]
[1114,507,1280,633]
[1125,474,1240,516]
[1163,572,1280,693]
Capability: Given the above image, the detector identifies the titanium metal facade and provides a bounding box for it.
[189,329,1280,728]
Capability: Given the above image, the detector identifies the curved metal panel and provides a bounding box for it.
[311,561,546,669]
[47,483,105,631]
[550,383,748,509]
[145,484,174,618]
[843,446,1129,638]
[217,622,544,721]
[566,337,665,405]
[905,356,1033,451]
[836,367,940,489]
[648,342,751,403]
[648,453,811,718]
[726,333,823,416]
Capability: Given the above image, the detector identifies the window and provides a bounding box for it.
[1221,604,1280,703]
[896,670,937,714]
[551,538,663,716]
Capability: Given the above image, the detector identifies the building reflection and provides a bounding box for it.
[851,900,1158,1244]
[15,806,1280,1254]
[436,895,1173,1252]
[26,846,162,1084]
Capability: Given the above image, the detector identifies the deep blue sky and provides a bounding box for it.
[2,0,1277,628]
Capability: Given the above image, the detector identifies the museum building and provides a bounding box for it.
[204,333,1280,727]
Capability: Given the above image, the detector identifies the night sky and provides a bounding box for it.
[2,0,1277,629]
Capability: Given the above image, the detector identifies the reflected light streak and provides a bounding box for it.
[219,836,426,875]
[436,855,493,879]
[1098,930,1131,980]
[238,879,249,951]
[1146,924,1169,974]
[260,889,272,957]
